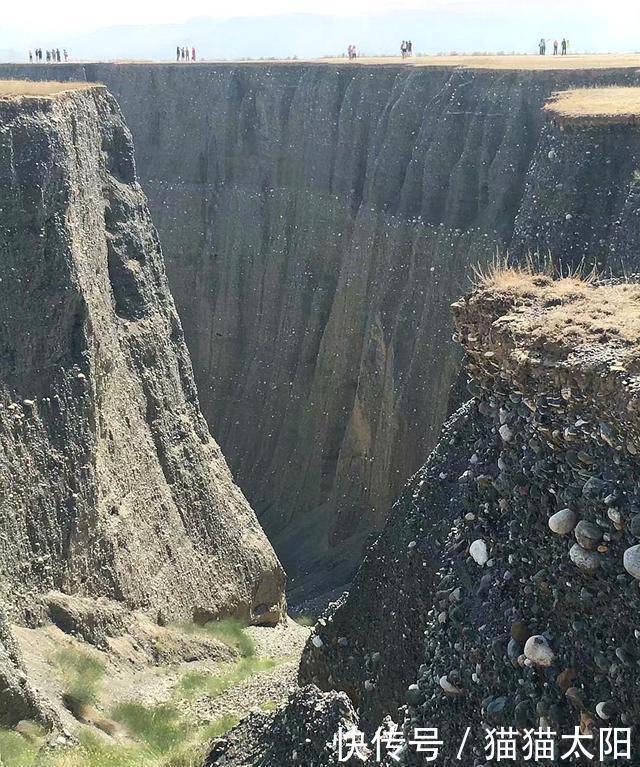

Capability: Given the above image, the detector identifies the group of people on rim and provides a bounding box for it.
[401,40,413,57]
[177,46,196,61]
[347,44,357,60]
[539,38,570,55]
[29,48,67,62]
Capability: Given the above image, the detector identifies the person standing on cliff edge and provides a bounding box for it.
[28,50,32,62]
[539,38,546,55]
[553,40,558,55]
[191,46,196,61]
[561,38,567,55]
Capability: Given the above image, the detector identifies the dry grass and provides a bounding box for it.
[0,80,95,99]
[473,264,640,368]
[544,86,640,127]
[16,54,640,72]
[318,53,640,71]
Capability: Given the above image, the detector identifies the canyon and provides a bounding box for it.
[0,81,285,728]
[4,61,640,598]
[0,59,640,766]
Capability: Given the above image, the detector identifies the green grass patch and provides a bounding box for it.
[177,657,277,700]
[292,614,315,627]
[0,727,40,767]
[198,619,255,658]
[0,710,242,767]
[111,703,183,754]
[53,648,105,708]
[201,714,240,741]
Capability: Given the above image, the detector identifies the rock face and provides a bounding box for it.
[0,84,285,629]
[296,274,640,763]
[206,685,366,767]
[0,610,58,727]
[2,64,640,595]
[512,119,640,267]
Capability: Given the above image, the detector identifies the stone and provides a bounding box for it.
[630,515,640,539]
[499,424,513,442]
[311,635,324,649]
[469,539,489,566]
[596,701,616,720]
[507,639,521,664]
[486,696,508,720]
[569,544,601,574]
[524,635,555,667]
[623,545,640,579]
[439,675,463,696]
[574,520,603,550]
[406,684,424,706]
[548,509,577,535]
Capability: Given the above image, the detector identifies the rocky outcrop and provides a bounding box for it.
[298,401,483,727]
[512,116,640,266]
[0,610,59,728]
[0,84,285,634]
[296,273,640,763]
[2,65,640,596]
[206,685,366,767]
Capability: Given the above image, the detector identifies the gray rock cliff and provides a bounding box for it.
[0,84,285,633]
[2,64,640,597]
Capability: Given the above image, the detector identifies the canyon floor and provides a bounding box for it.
[1,617,310,767]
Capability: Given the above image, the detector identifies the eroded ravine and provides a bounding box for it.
[4,62,640,598]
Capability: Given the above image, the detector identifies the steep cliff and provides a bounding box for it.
[0,82,285,633]
[290,272,640,766]
[2,64,640,596]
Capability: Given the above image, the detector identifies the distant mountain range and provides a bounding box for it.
[2,10,636,62]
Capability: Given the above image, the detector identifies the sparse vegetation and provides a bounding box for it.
[0,728,40,767]
[111,703,183,753]
[201,714,241,740]
[180,618,256,658]
[176,657,277,699]
[0,81,97,98]
[292,614,315,627]
[471,252,597,291]
[544,86,640,127]
[0,710,242,767]
[53,647,106,711]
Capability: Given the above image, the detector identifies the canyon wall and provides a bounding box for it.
[2,63,640,595]
[0,84,284,631]
[220,272,640,766]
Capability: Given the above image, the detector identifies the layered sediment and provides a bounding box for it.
[0,83,285,644]
[292,273,640,764]
[2,64,640,594]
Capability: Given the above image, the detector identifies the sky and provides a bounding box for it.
[2,0,634,35]
[1,0,638,56]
